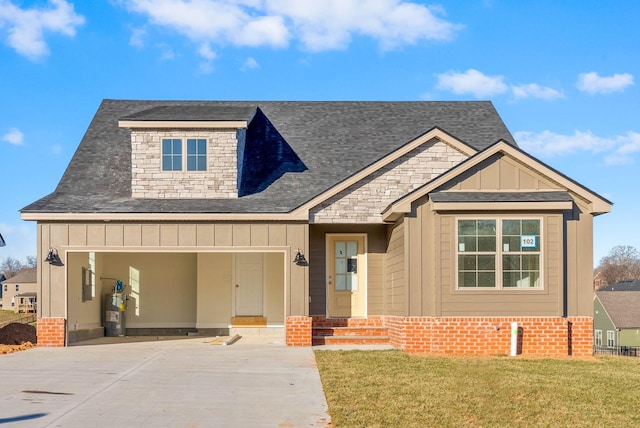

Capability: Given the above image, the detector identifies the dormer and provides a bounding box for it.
[119,105,256,199]
[119,105,307,200]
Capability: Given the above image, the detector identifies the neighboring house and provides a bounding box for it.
[0,273,6,308]
[1,268,37,313]
[593,271,607,290]
[594,291,640,349]
[20,100,611,355]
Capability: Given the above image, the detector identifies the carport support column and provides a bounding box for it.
[37,317,66,347]
[286,316,312,346]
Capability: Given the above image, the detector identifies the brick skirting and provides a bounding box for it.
[37,318,66,347]
[285,316,312,346]
[384,316,593,357]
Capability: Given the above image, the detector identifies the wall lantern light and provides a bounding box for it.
[293,249,308,266]
[44,248,64,266]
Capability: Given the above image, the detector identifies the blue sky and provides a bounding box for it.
[0,0,638,267]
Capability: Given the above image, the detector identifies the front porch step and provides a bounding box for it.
[312,326,390,346]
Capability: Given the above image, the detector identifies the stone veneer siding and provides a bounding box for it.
[310,139,467,223]
[131,129,239,198]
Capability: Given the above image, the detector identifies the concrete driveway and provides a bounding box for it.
[0,336,331,427]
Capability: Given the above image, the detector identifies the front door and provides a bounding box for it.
[327,235,366,317]
[235,253,264,316]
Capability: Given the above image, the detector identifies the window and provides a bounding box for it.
[187,139,207,171]
[607,330,615,348]
[457,218,542,289]
[3,284,6,292]
[15,284,19,291]
[162,138,207,171]
[335,240,359,291]
[594,330,602,347]
[162,138,182,171]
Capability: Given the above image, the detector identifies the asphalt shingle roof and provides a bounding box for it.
[429,191,573,203]
[21,100,516,214]
[596,291,640,328]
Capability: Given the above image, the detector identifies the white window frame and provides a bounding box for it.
[161,138,208,172]
[606,330,616,348]
[594,329,602,347]
[455,216,543,290]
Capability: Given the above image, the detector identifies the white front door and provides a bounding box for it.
[235,253,264,316]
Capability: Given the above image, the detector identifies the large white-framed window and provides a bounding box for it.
[456,217,542,289]
[606,330,616,348]
[594,329,602,347]
[162,138,207,172]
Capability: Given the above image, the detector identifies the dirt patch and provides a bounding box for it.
[0,323,37,354]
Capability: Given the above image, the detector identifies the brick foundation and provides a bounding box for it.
[37,318,66,347]
[384,316,593,357]
[286,316,312,346]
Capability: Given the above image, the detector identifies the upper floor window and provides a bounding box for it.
[187,139,207,171]
[457,218,542,289]
[162,138,207,172]
[15,284,19,291]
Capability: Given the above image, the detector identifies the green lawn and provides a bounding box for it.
[0,309,21,324]
[315,350,640,427]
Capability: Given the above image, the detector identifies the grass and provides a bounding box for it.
[315,350,640,427]
[0,309,22,324]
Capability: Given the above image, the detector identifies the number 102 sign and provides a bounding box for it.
[520,235,537,249]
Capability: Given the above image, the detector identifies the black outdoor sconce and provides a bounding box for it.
[293,249,308,266]
[44,247,64,266]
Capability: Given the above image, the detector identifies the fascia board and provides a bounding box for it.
[118,120,248,129]
[20,211,308,222]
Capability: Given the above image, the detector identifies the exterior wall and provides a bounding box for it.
[434,212,564,317]
[619,329,640,347]
[308,225,386,316]
[384,220,406,316]
[310,139,467,223]
[67,252,103,331]
[102,252,198,328]
[385,316,592,357]
[131,129,239,198]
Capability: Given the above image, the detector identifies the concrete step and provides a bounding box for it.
[312,334,390,346]
[312,326,389,337]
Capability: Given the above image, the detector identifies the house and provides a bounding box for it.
[20,100,611,356]
[1,268,37,313]
[594,291,640,350]
[593,271,607,290]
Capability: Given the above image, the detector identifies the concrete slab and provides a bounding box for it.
[0,336,331,427]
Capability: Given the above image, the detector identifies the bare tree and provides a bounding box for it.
[597,245,640,286]
[0,257,24,279]
[24,256,37,268]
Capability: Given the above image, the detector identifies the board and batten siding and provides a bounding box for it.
[384,220,406,316]
[37,221,308,319]
[435,213,564,316]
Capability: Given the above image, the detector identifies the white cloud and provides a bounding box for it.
[122,0,461,53]
[129,26,146,48]
[512,83,564,100]
[436,69,508,98]
[241,56,259,71]
[576,72,634,94]
[2,127,23,145]
[515,129,640,165]
[0,0,85,61]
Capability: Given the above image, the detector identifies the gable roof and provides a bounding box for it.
[600,279,640,292]
[3,268,37,284]
[21,100,516,219]
[596,291,640,328]
[382,140,612,221]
